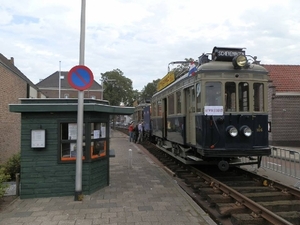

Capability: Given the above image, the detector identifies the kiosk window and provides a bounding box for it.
[91,123,107,159]
[60,123,86,161]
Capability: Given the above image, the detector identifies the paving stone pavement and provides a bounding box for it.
[0,130,216,225]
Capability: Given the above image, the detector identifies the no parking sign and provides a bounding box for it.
[67,65,94,91]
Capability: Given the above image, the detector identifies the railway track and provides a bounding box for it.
[116,128,300,225]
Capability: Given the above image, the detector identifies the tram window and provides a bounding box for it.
[196,83,201,112]
[176,91,181,114]
[168,94,175,115]
[225,82,236,112]
[158,100,162,116]
[238,82,249,112]
[191,87,196,112]
[254,83,264,111]
[152,102,157,116]
[205,82,222,106]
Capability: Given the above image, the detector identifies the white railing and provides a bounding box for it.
[261,146,300,180]
[240,146,300,181]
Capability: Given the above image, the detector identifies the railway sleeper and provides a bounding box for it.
[184,177,203,184]
[276,211,300,225]
[198,187,222,194]
[232,186,277,193]
[259,199,300,211]
[244,192,295,201]
[191,182,210,190]
[210,175,250,182]
[222,180,261,187]
[216,202,248,216]
[207,194,232,205]
[196,187,222,199]
[231,213,267,225]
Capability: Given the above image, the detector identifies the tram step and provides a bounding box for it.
[187,155,202,161]
[162,145,172,150]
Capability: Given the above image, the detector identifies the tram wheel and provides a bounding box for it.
[218,160,229,171]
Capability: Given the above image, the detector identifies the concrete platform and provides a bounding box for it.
[0,130,216,225]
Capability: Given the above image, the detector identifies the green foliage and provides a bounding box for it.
[140,79,160,102]
[0,167,10,198]
[3,152,20,181]
[101,69,134,106]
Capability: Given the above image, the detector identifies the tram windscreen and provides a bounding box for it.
[205,82,222,106]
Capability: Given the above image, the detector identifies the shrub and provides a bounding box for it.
[3,152,20,181]
[0,167,10,198]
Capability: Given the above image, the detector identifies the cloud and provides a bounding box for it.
[1,0,300,91]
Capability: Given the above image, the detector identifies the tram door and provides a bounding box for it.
[162,98,167,139]
[185,86,196,145]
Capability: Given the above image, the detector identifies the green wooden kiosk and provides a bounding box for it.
[9,98,134,199]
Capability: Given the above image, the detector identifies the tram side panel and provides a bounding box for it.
[252,114,269,148]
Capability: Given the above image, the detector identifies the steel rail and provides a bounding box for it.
[189,167,294,225]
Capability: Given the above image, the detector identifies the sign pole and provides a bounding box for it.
[75,0,86,201]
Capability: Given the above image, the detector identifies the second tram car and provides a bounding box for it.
[132,102,150,124]
[150,46,271,171]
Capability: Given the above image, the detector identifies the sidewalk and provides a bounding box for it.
[0,130,216,225]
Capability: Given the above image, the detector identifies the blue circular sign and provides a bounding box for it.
[67,65,94,91]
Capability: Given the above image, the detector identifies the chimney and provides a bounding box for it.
[9,57,14,65]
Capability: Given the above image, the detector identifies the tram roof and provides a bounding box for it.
[198,61,269,73]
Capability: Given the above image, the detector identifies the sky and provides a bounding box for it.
[1,0,300,91]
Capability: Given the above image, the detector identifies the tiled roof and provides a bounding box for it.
[0,53,37,88]
[262,64,300,92]
[36,71,102,90]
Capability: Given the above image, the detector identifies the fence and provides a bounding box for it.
[261,146,300,180]
[241,146,300,182]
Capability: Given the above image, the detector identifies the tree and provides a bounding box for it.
[101,69,134,106]
[140,79,160,102]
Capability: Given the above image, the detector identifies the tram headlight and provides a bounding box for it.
[240,125,252,137]
[227,126,238,137]
[232,55,248,68]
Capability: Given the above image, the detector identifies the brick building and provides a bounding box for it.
[36,71,103,99]
[265,65,300,146]
[0,54,45,164]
